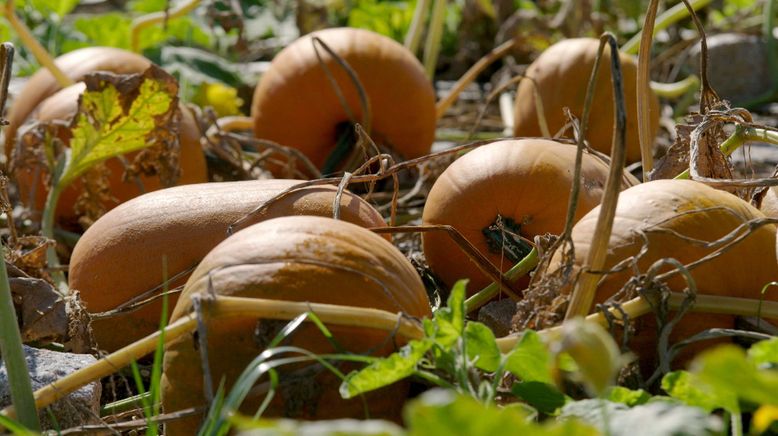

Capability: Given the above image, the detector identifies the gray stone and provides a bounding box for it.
[478,298,518,337]
[0,345,101,430]
[686,33,774,105]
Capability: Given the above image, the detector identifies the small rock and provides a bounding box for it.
[686,33,774,105]
[0,345,101,430]
[478,298,518,337]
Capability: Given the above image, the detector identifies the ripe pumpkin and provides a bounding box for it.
[251,27,436,173]
[552,179,778,369]
[161,216,431,434]
[513,38,660,164]
[69,179,387,352]
[422,138,639,294]
[6,47,207,228]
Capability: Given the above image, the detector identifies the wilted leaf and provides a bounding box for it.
[11,277,67,343]
[59,65,180,188]
[339,339,433,399]
[505,330,553,384]
[561,399,723,436]
[551,319,626,395]
[464,322,500,372]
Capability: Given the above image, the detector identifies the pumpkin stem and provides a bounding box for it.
[465,247,538,314]
[482,215,534,265]
[321,123,356,175]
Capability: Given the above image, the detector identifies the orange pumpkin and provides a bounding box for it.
[6,48,207,228]
[552,179,778,369]
[69,179,387,352]
[161,216,430,434]
[251,27,436,174]
[513,38,660,164]
[422,138,638,294]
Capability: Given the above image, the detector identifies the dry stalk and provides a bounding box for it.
[565,33,628,320]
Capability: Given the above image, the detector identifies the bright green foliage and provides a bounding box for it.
[406,389,597,436]
[504,330,554,384]
[606,386,651,407]
[348,0,414,42]
[64,13,211,54]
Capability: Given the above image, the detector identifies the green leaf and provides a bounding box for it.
[661,371,739,413]
[606,386,651,406]
[511,381,567,415]
[340,339,433,399]
[692,345,778,406]
[432,280,467,347]
[59,65,179,188]
[561,399,723,436]
[70,14,132,51]
[0,413,38,436]
[505,330,553,384]
[464,322,500,372]
[748,337,778,368]
[229,414,405,435]
[24,0,78,17]
[405,389,596,436]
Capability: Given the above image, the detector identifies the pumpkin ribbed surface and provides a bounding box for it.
[69,180,387,352]
[161,216,430,435]
[251,27,436,171]
[513,38,660,163]
[422,138,638,293]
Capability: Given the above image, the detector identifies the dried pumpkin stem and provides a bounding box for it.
[311,36,372,134]
[2,0,73,88]
[0,296,424,419]
[404,0,431,54]
[436,38,518,119]
[130,0,201,53]
[465,247,538,314]
[565,34,628,321]
[636,0,660,182]
[497,292,778,352]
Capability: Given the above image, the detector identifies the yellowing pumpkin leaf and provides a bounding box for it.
[59,65,179,188]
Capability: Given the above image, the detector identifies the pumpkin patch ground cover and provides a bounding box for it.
[0,1,777,435]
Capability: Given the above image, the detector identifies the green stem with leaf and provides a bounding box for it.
[465,248,538,313]
[42,183,67,293]
[674,126,778,179]
[621,0,713,55]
